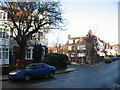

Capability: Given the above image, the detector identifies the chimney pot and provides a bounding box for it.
[68,35,71,39]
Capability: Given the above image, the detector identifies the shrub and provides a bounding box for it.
[43,53,68,69]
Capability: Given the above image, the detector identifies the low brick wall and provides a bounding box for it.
[2,66,16,75]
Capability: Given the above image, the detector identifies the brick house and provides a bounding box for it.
[48,47,57,53]
[48,46,65,54]
[65,30,105,64]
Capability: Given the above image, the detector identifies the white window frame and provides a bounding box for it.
[77,53,86,57]
[0,47,9,65]
[0,11,7,20]
[26,47,33,60]
[68,46,72,51]
[0,12,3,20]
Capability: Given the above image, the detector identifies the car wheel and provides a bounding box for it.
[48,71,55,78]
[24,74,31,81]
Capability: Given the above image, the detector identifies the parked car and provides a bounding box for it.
[109,57,119,61]
[104,58,112,63]
[66,60,71,65]
[115,57,120,60]
[104,57,119,63]
[8,63,56,81]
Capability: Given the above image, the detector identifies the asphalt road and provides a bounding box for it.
[2,60,120,89]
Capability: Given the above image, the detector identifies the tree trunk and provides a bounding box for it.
[17,37,27,60]
[19,44,26,60]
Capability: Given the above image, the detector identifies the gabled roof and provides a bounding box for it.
[69,37,80,40]
[66,30,105,46]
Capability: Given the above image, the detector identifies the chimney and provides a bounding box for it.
[88,30,93,37]
[68,35,71,39]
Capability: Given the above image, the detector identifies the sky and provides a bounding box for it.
[47,0,119,46]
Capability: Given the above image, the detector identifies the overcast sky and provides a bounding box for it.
[47,0,119,46]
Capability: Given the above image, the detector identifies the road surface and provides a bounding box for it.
[2,60,120,89]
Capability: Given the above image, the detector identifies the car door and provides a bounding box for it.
[29,64,40,76]
[41,64,50,76]
[37,64,50,76]
[25,64,48,77]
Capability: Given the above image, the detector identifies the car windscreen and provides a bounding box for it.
[26,64,33,69]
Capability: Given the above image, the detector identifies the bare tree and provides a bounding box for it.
[0,1,64,59]
[52,37,65,54]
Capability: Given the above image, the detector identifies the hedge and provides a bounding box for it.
[43,53,68,69]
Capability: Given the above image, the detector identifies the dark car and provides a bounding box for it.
[8,63,56,81]
[104,58,112,63]
[104,57,119,63]
[114,57,120,61]
[66,60,71,65]
[116,57,120,60]
[109,57,118,61]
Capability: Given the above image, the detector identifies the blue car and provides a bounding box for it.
[8,63,56,81]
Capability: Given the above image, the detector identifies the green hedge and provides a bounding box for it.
[43,53,68,69]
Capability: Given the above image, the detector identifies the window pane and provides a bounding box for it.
[5,52,8,59]
[26,48,33,59]
[2,50,8,59]
[28,53,31,58]
[6,48,8,51]
[27,53,31,59]
[0,12,2,19]
[44,64,49,68]
[0,31,2,38]
[3,48,5,51]
[37,64,44,69]
[26,65,32,69]
[3,13,6,19]
[27,49,31,52]
[3,32,6,38]
[2,52,5,59]
[0,52,1,59]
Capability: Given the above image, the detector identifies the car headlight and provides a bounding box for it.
[9,71,20,75]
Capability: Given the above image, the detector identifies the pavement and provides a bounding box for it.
[0,66,77,81]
